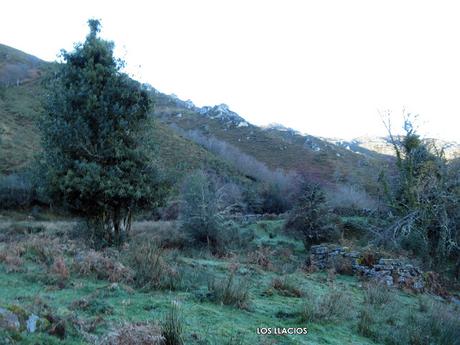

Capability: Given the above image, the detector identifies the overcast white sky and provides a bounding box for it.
[2,0,459,141]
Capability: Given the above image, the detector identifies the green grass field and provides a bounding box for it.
[1,218,458,345]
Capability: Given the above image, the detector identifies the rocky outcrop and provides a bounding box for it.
[0,307,20,331]
[308,244,425,292]
[198,104,247,126]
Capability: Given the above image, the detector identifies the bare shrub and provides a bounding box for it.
[270,276,303,297]
[179,170,224,252]
[74,250,133,283]
[136,221,188,249]
[423,271,448,297]
[361,251,377,266]
[285,183,339,248]
[300,289,351,323]
[247,246,275,270]
[0,244,24,272]
[50,256,70,281]
[327,184,379,214]
[159,200,180,221]
[23,237,58,265]
[125,240,181,290]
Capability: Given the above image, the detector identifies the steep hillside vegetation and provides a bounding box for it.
[152,90,389,191]
[0,45,242,185]
[0,43,393,196]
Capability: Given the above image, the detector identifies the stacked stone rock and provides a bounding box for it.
[309,244,425,292]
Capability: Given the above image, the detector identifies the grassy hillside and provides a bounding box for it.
[0,77,42,173]
[0,43,395,193]
[0,44,45,86]
[0,44,242,184]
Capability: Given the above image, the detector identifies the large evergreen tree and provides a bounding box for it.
[40,19,160,245]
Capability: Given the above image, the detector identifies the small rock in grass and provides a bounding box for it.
[0,307,20,331]
[26,313,39,333]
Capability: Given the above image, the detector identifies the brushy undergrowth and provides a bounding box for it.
[161,301,184,345]
[207,270,251,310]
[269,276,304,297]
[124,239,182,291]
[299,288,351,323]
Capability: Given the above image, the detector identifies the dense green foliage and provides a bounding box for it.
[382,119,460,268]
[39,20,160,245]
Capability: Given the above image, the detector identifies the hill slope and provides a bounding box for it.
[1,44,392,193]
[151,90,390,190]
[0,45,245,186]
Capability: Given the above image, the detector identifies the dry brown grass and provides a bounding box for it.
[247,246,275,271]
[0,243,25,272]
[101,322,164,345]
[50,256,69,281]
[270,276,303,297]
[23,235,64,266]
[124,240,181,290]
[73,250,133,284]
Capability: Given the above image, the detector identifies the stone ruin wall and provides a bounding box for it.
[308,244,425,292]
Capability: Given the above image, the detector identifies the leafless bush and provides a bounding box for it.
[73,250,133,283]
[332,256,354,275]
[247,246,275,270]
[50,256,70,281]
[23,236,60,266]
[327,184,379,214]
[216,182,246,215]
[171,127,301,211]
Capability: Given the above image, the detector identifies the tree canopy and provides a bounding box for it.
[39,19,161,246]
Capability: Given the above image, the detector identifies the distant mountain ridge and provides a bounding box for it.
[325,136,460,160]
